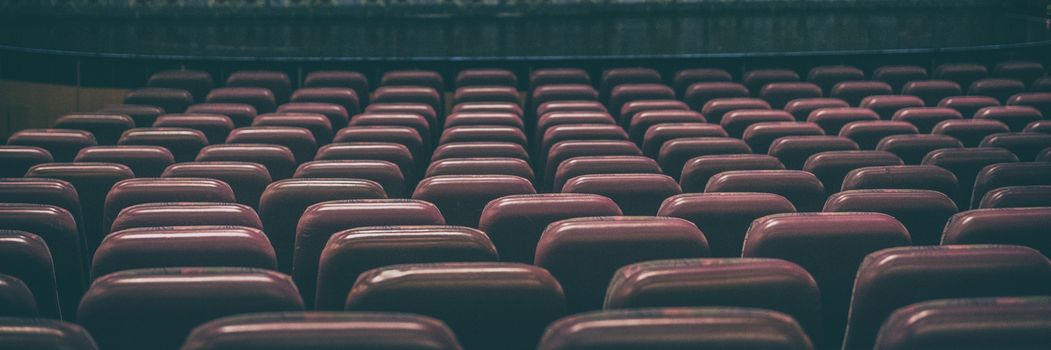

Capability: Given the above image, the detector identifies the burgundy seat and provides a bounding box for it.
[608,84,675,122]
[346,262,565,350]
[536,111,615,145]
[785,97,850,121]
[803,150,904,193]
[842,245,1051,350]
[994,61,1045,85]
[721,109,795,139]
[535,216,709,312]
[53,114,135,146]
[259,178,386,273]
[444,112,522,132]
[196,144,297,180]
[0,146,53,177]
[659,192,795,256]
[123,88,193,113]
[290,87,361,115]
[206,87,277,113]
[315,225,498,310]
[875,134,964,165]
[452,102,523,117]
[980,132,1051,161]
[103,178,236,233]
[479,193,622,264]
[277,102,349,129]
[0,317,98,349]
[425,157,534,182]
[891,107,963,133]
[562,174,680,215]
[841,165,959,197]
[934,63,989,91]
[76,145,174,180]
[432,142,528,161]
[759,82,823,109]
[147,70,213,103]
[874,296,1051,350]
[1026,120,1051,133]
[620,100,692,129]
[1033,77,1051,91]
[969,162,1051,209]
[873,65,929,93]
[315,143,415,183]
[441,125,527,146]
[605,258,823,345]
[365,103,438,130]
[530,68,590,89]
[931,119,1011,147]
[831,81,893,107]
[658,138,751,181]
[109,202,261,233]
[544,140,641,187]
[152,113,234,145]
[456,69,517,88]
[92,226,276,279]
[938,95,1000,118]
[860,95,925,120]
[978,185,1051,208]
[969,78,1026,104]
[1007,92,1051,119]
[678,154,785,193]
[539,124,628,163]
[453,86,520,106]
[0,230,61,318]
[226,126,317,164]
[552,156,659,192]
[674,68,733,97]
[381,70,444,92]
[294,160,406,198]
[700,97,771,125]
[743,69,801,96]
[78,268,303,350]
[97,104,165,127]
[743,121,825,154]
[186,103,258,128]
[0,204,83,319]
[628,110,705,145]
[412,175,535,227]
[227,70,292,103]
[943,208,1051,256]
[538,308,813,350]
[642,123,728,158]
[0,178,84,253]
[253,113,334,146]
[599,67,662,101]
[706,170,826,211]
[839,120,919,150]
[768,136,861,170]
[161,162,271,208]
[807,107,880,135]
[809,65,866,94]
[7,129,97,162]
[902,80,963,106]
[974,106,1044,132]
[117,127,208,162]
[743,212,911,348]
[371,87,442,119]
[303,70,369,105]
[182,312,462,350]
[536,101,607,117]
[683,82,750,111]
[825,189,957,245]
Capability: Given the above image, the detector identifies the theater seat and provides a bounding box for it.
[742,212,910,348]
[479,194,621,264]
[452,102,524,117]
[600,67,661,101]
[152,114,233,146]
[161,162,271,208]
[561,174,681,215]
[103,178,236,234]
[453,86,520,106]
[721,109,795,138]
[0,204,84,320]
[0,178,84,254]
[968,78,1026,104]
[705,170,826,211]
[994,61,1046,85]
[117,127,208,162]
[290,87,361,115]
[840,165,958,197]
[206,87,277,113]
[769,135,860,170]
[182,312,462,350]
[552,156,660,192]
[931,119,1011,147]
[147,70,213,103]
[0,317,98,349]
[683,82,750,111]
[535,216,709,312]
[934,63,989,91]
[536,101,607,117]
[0,280,37,316]
[432,142,529,161]
[658,138,752,181]
[803,150,904,193]
[278,102,349,130]
[659,193,795,257]
[7,129,97,162]
[608,84,675,122]
[123,88,193,113]
[807,107,880,135]
[445,112,522,131]
[365,103,438,129]
[0,146,53,178]
[226,126,317,164]
[315,225,498,310]
[381,70,444,92]
[876,134,964,165]
[346,262,565,350]
[109,202,261,233]
[831,81,893,107]
[674,68,733,97]
[441,125,527,146]
[412,175,535,227]
[841,245,1051,350]
[538,308,813,350]
[974,106,1043,132]
[874,296,1051,350]
[902,80,963,106]
[943,207,1051,257]
[186,103,258,128]
[980,132,1051,161]
[92,226,276,279]
[825,189,957,245]
[531,68,590,89]
[372,87,442,118]
[1007,92,1051,119]
[303,70,370,105]
[627,110,705,145]
[641,123,728,159]
[253,113,334,146]
[1026,120,1051,133]
[890,107,963,133]
[75,145,172,177]
[759,82,822,109]
[838,120,919,150]
[978,185,1051,208]
[425,157,534,182]
[315,143,416,183]
[97,104,165,127]
[196,144,297,180]
[294,160,406,198]
[700,97,771,125]
[0,230,61,319]
[922,147,1018,209]
[678,154,786,193]
[456,69,519,88]
[969,162,1051,210]
[860,95,925,120]
[785,98,850,121]
[809,65,865,94]
[873,65,929,93]
[227,70,292,103]
[540,125,629,166]
[938,95,1000,118]
[742,121,825,154]
[743,69,801,95]
[77,267,304,350]
[536,111,615,145]
[54,114,135,146]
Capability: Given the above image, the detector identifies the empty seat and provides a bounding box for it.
[441,125,527,146]
[552,156,660,192]
[380,70,444,92]
[891,107,963,133]
[674,68,733,97]
[658,137,752,181]
[938,95,1000,118]
[315,143,415,183]
[875,134,964,165]
[659,193,795,256]
[544,140,641,186]
[452,102,524,117]
[109,202,261,233]
[0,146,52,178]
[809,65,866,94]
[147,70,213,103]
[873,65,929,93]
[841,165,959,197]
[0,178,84,253]
[117,127,208,162]
[536,101,607,117]
[978,185,1051,208]
[701,97,771,125]
[678,154,786,193]
[1007,92,1051,119]
[259,178,386,273]
[97,104,165,127]
[860,95,925,120]
[539,124,628,160]
[412,175,534,227]
[923,147,1019,209]
[425,157,534,181]
[315,225,498,310]
[974,106,1044,132]
[0,204,84,320]
[78,268,304,350]
[364,103,438,129]
[372,87,442,118]
[980,132,1051,161]
[743,121,825,154]
[226,126,317,164]
[186,102,258,128]
[807,107,880,135]
[721,109,795,138]
[290,87,361,115]
[628,110,705,145]
[683,82,750,111]
[562,174,681,215]
[743,212,911,348]
[769,135,860,170]
[536,216,709,312]
[934,63,989,90]
[839,120,919,150]
[530,68,590,89]
[599,67,661,101]
[196,144,296,180]
[182,312,462,350]
[206,87,277,113]
[349,113,432,150]
[1025,120,1051,133]
[608,84,675,122]
[825,189,957,245]
[538,308,814,350]
[0,230,61,318]
[874,296,1051,350]
[536,111,615,144]
[53,114,135,146]
[803,150,904,193]
[277,102,349,130]
[1033,76,1051,91]
[841,245,1051,350]
[161,162,270,208]
[7,129,97,162]
[152,113,233,145]
[642,123,728,158]
[432,141,528,161]
[969,162,1051,210]
[123,88,193,113]
[969,78,1026,104]
[92,226,276,279]
[253,113,334,145]
[346,262,564,350]
[903,80,963,106]
[706,170,827,211]
[759,82,823,109]
[743,69,801,95]
[303,70,369,105]
[227,70,292,103]
[832,81,893,107]
[103,178,236,233]
[619,99,690,128]
[932,119,1011,147]
[479,193,621,264]
[445,112,522,132]
[294,160,406,198]
[943,207,1051,256]
[453,86,520,107]
[785,97,850,121]
[0,317,98,349]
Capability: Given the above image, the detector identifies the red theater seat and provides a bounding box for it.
[977,185,1051,208]
[294,160,406,198]
[206,87,277,113]
[979,132,1051,161]
[116,128,208,162]
[479,193,622,264]
[92,226,276,279]
[1007,92,1051,119]
[253,113,334,145]
[934,63,989,91]
[103,178,236,233]
[994,61,1046,85]
[196,144,297,180]
[768,135,860,170]
[226,126,317,164]
[903,80,963,106]
[807,107,879,135]
[743,69,801,96]
[674,68,733,97]
[809,65,865,94]
[0,318,98,349]
[619,100,690,128]
[683,82,750,111]
[452,101,524,117]
[536,111,615,145]
[441,125,527,146]
[186,103,258,128]
[831,81,893,107]
[705,170,826,211]
[873,65,929,93]
[0,204,84,319]
[825,189,957,245]
[147,70,213,103]
[759,82,822,109]
[942,208,1051,256]
[456,68,517,88]
[642,123,727,159]
[97,104,165,127]
[599,67,661,101]
[54,114,135,146]
[561,174,681,215]
[123,88,193,113]
[432,141,529,161]
[678,154,786,193]
[315,143,415,183]
[303,70,370,105]
[365,103,438,129]
[444,112,522,132]
[841,165,958,197]
[931,119,1011,147]
[109,202,261,233]
[784,97,850,121]
[742,121,824,154]
[721,109,795,138]
[938,95,1000,118]
[608,84,675,122]
[380,70,444,92]
[969,162,1051,209]
[628,110,705,145]
[968,78,1026,104]
[874,297,1051,350]
[227,70,292,103]
[0,178,84,250]
[838,120,919,150]
[658,137,751,181]
[536,101,607,117]
[277,102,349,129]
[659,192,795,256]
[891,107,962,133]
[530,68,590,89]
[452,86,520,106]
[161,162,271,208]
[540,124,628,164]
[425,157,534,181]
[0,274,46,317]
[0,146,53,177]
[875,134,964,165]
[371,86,442,118]
[700,97,770,125]
[860,95,925,120]
[412,175,535,227]
[152,114,233,145]
[803,150,904,193]
[1025,120,1051,133]
[7,129,97,162]
[0,230,61,319]
[973,106,1044,132]
[552,156,659,192]
[922,147,1018,209]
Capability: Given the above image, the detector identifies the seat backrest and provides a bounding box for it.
[874,296,1051,350]
[824,189,958,246]
[226,126,317,164]
[7,129,97,162]
[0,230,61,319]
[277,102,350,129]
[873,65,929,93]
[875,134,964,165]
[227,70,292,103]
[942,207,1051,257]
[0,204,83,320]
[153,114,234,145]
[162,162,272,208]
[290,87,361,116]
[0,146,53,178]
[97,104,165,126]
[53,113,135,146]
[705,170,826,212]
[802,150,904,193]
[0,317,98,349]
[206,87,277,113]
[768,135,860,170]
[678,154,786,193]
[922,147,1019,209]
[294,160,406,198]
[479,193,622,264]
[110,202,261,233]
[412,175,535,227]
[186,103,258,128]
[196,144,297,180]
[977,185,1051,208]
[979,132,1051,161]
[123,88,193,113]
[92,226,276,279]
[931,119,1010,147]
[890,107,962,133]
[561,174,681,216]
[117,127,209,162]
[103,178,236,234]
[659,193,795,257]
